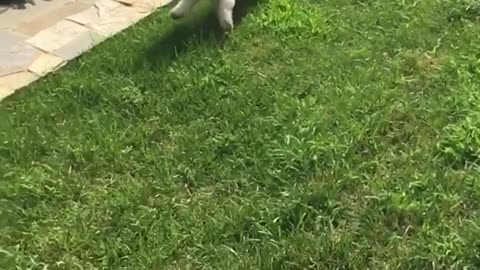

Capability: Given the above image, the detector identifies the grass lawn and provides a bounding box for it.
[2,0,480,268]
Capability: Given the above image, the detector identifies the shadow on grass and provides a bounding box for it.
[143,0,261,68]
[233,0,261,26]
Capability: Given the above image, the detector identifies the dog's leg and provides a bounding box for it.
[170,0,200,19]
[217,0,235,32]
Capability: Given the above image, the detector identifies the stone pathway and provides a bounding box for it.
[0,0,170,101]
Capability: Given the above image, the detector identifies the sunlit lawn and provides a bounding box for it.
[2,0,480,268]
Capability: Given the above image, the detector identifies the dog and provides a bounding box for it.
[169,0,236,32]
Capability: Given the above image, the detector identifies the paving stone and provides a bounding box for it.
[115,0,169,7]
[0,87,15,101]
[0,0,170,101]
[0,30,41,77]
[25,20,105,60]
[0,0,88,32]
[28,53,65,76]
[0,6,8,14]
[113,0,137,6]
[26,20,90,52]
[96,0,123,10]
[0,71,39,91]
[67,0,122,26]
[132,0,171,12]
[67,0,149,36]
[54,30,105,60]
[15,0,94,37]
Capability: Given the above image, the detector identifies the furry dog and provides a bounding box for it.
[169,0,236,32]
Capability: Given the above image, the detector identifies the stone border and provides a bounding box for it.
[0,0,171,101]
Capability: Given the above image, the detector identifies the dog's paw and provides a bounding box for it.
[219,18,233,33]
[170,9,184,19]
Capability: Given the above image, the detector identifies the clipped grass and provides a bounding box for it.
[2,0,480,268]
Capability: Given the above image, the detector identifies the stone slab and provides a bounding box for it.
[15,0,94,37]
[25,19,91,52]
[0,30,41,77]
[67,0,149,36]
[0,71,39,90]
[28,53,65,76]
[0,0,171,102]
[114,0,137,5]
[132,0,171,12]
[0,87,15,101]
[0,0,92,32]
[25,19,105,60]
[55,31,105,60]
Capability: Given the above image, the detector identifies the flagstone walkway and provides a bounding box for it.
[0,0,170,101]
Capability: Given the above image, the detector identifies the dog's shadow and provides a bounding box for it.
[0,0,41,10]
[142,0,261,68]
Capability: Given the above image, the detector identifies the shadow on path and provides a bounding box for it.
[0,0,39,10]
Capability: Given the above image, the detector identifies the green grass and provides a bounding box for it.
[2,0,480,268]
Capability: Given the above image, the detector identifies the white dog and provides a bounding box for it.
[170,0,236,32]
